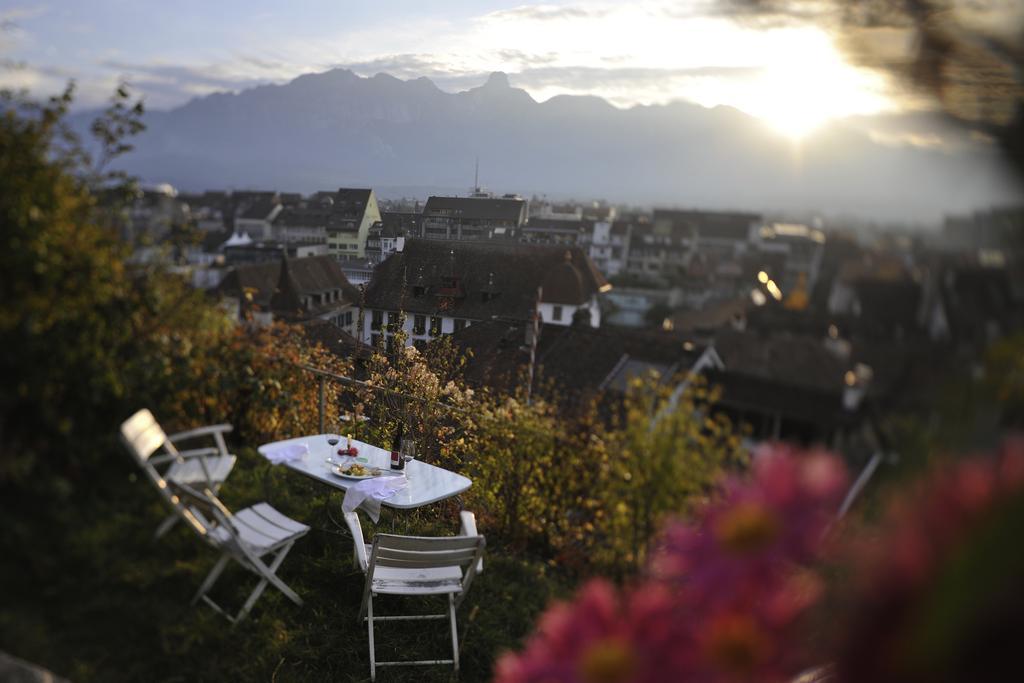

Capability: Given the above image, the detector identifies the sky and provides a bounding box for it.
[2,0,1021,142]
[0,0,913,139]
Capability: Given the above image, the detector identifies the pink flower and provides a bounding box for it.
[496,446,849,683]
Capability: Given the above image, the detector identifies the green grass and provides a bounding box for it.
[0,450,571,682]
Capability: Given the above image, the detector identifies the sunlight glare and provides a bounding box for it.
[736,30,890,139]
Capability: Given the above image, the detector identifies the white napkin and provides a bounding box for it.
[258,442,308,464]
[342,475,408,523]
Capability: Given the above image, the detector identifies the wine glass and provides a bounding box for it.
[401,438,416,476]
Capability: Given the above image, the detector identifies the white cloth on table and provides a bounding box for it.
[258,442,308,465]
[342,475,409,523]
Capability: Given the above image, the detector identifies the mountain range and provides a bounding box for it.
[78,68,1022,222]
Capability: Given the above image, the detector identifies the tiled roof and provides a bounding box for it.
[363,239,607,320]
[712,329,848,395]
[453,319,705,398]
[300,319,370,359]
[218,255,359,314]
[330,188,373,220]
[274,207,331,228]
[237,197,280,220]
[423,196,526,223]
[381,211,421,237]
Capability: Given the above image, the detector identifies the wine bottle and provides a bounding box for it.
[390,421,404,470]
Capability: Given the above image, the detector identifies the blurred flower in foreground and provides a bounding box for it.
[494,445,847,683]
[835,437,1024,683]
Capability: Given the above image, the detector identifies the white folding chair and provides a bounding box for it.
[345,511,485,681]
[173,481,310,624]
[120,408,237,538]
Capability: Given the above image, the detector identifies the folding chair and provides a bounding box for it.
[173,481,310,624]
[119,408,237,538]
[346,510,485,681]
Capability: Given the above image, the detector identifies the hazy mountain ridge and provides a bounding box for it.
[79,68,1022,220]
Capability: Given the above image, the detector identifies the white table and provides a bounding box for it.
[258,435,471,509]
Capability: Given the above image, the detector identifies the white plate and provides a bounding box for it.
[331,465,381,480]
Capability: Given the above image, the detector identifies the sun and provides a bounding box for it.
[736,29,890,140]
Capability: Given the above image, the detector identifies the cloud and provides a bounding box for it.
[0,5,51,25]
[97,57,301,109]
[481,4,610,22]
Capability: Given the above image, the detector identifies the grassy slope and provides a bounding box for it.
[0,448,569,682]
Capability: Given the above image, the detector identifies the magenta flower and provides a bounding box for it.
[495,446,849,683]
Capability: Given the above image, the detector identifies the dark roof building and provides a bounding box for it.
[421,196,527,240]
[364,239,606,322]
[652,209,759,243]
[381,211,422,238]
[452,319,714,408]
[361,239,609,345]
[707,329,868,444]
[218,255,360,324]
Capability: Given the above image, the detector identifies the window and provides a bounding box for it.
[371,310,383,331]
[387,312,399,332]
[430,316,442,336]
[454,319,466,333]
[552,305,563,322]
[385,335,395,355]
[413,314,426,335]
[413,339,427,352]
[371,333,382,347]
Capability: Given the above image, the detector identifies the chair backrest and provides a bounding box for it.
[120,409,213,538]
[370,533,486,593]
[120,409,170,465]
[120,409,182,498]
[344,511,370,573]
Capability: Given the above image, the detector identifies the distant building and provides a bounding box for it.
[587,220,630,277]
[755,222,826,294]
[625,212,694,279]
[217,255,360,334]
[323,188,381,259]
[121,185,188,243]
[180,191,230,232]
[942,207,1024,251]
[338,258,376,286]
[421,195,527,241]
[366,212,416,264]
[520,218,589,246]
[234,193,282,240]
[272,204,331,246]
[361,239,609,349]
[223,240,328,266]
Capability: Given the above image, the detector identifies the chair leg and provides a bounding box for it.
[261,542,303,606]
[193,554,230,605]
[234,543,301,623]
[154,513,179,539]
[367,594,376,682]
[449,593,460,674]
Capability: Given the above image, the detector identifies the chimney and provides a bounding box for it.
[525,309,538,348]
